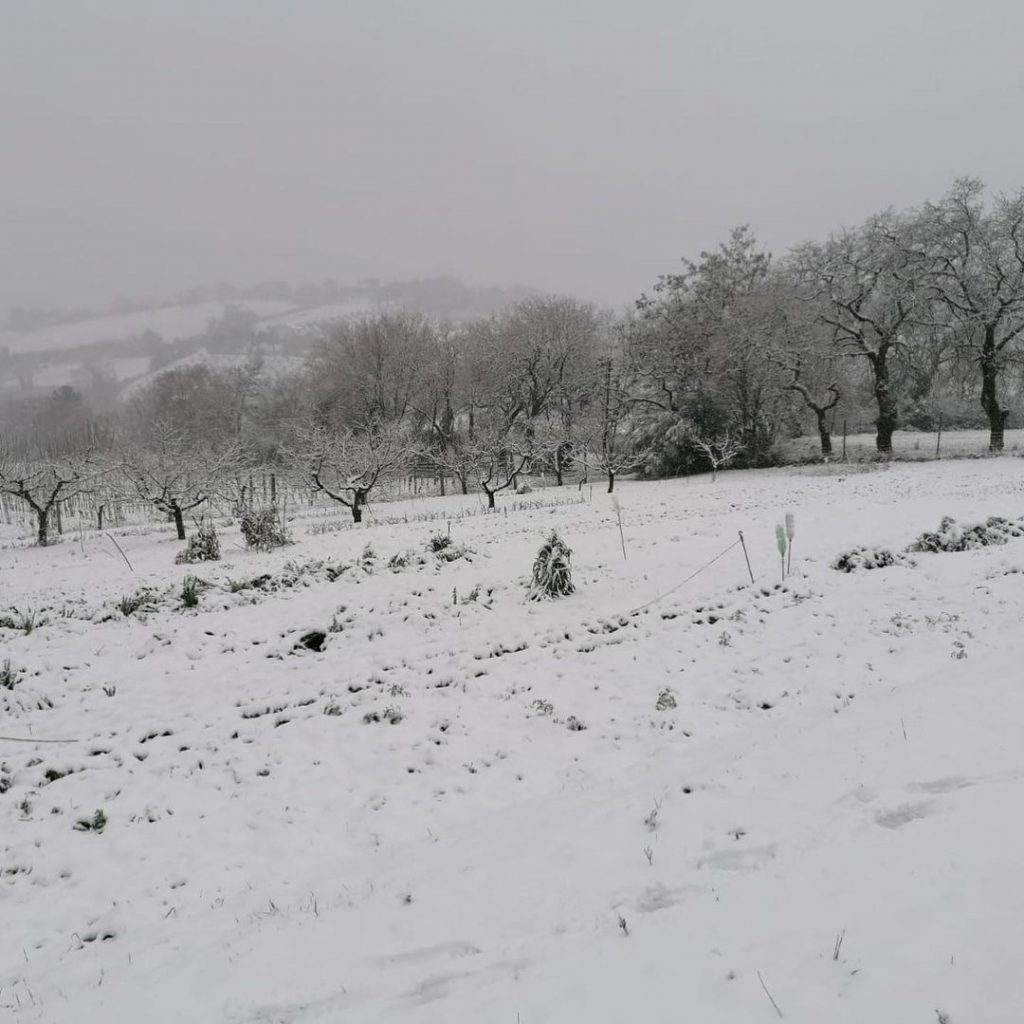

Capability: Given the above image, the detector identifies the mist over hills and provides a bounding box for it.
[0,275,539,399]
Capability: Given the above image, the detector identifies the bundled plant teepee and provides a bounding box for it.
[529,531,575,599]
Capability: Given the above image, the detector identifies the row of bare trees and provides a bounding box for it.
[626,178,1024,461]
[4,178,1024,546]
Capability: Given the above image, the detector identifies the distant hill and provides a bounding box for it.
[4,300,296,356]
[0,276,543,401]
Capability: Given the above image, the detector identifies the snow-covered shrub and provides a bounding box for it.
[175,522,221,564]
[529,531,575,599]
[832,547,914,572]
[117,587,160,618]
[427,532,452,554]
[907,515,1024,553]
[240,507,290,552]
[180,575,203,609]
[435,543,472,564]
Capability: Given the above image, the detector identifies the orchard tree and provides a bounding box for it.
[304,421,405,523]
[461,429,532,509]
[768,295,844,457]
[122,424,241,540]
[0,448,96,546]
[917,179,1024,451]
[793,211,929,453]
[579,357,646,493]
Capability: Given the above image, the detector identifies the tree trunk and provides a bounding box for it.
[351,491,364,523]
[816,410,833,457]
[459,472,469,496]
[607,469,615,493]
[871,355,898,454]
[172,505,186,540]
[36,507,50,546]
[980,339,1008,452]
[484,487,496,509]
[97,504,105,530]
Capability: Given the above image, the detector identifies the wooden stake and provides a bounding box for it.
[738,531,755,583]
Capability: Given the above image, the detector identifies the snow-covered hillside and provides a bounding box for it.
[6,301,296,355]
[2,461,1023,1022]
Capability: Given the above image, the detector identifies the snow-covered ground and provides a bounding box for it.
[2,460,1024,1022]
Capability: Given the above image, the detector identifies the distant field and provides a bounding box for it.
[6,300,296,355]
[782,427,1024,462]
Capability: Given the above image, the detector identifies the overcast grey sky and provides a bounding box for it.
[2,0,1023,316]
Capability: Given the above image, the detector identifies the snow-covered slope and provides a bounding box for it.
[2,460,1023,1022]
[6,301,296,355]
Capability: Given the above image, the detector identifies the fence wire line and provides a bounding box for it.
[627,538,743,617]
[0,735,77,745]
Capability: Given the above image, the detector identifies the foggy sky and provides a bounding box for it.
[3,0,1024,316]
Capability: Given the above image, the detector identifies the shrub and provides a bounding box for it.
[907,515,1024,553]
[181,575,202,609]
[117,588,160,617]
[832,547,914,572]
[240,507,290,552]
[0,608,46,634]
[529,531,575,599]
[1,659,20,690]
[427,532,452,553]
[175,522,221,564]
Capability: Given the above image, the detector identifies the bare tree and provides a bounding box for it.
[793,211,929,453]
[689,431,744,482]
[782,361,840,457]
[461,430,532,509]
[578,357,647,493]
[916,179,1024,451]
[0,448,96,545]
[307,312,432,426]
[303,422,404,523]
[122,425,241,540]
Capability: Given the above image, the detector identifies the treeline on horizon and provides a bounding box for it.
[3,177,1024,538]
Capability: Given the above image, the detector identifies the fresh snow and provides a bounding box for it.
[2,460,1024,1022]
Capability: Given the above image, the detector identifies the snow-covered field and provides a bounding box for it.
[3,460,1024,1023]
[6,301,296,355]
[782,428,1024,462]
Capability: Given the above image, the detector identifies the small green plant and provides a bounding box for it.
[181,575,201,609]
[0,607,47,634]
[74,809,107,833]
[529,531,575,600]
[117,591,150,617]
[0,659,20,690]
[655,688,677,711]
